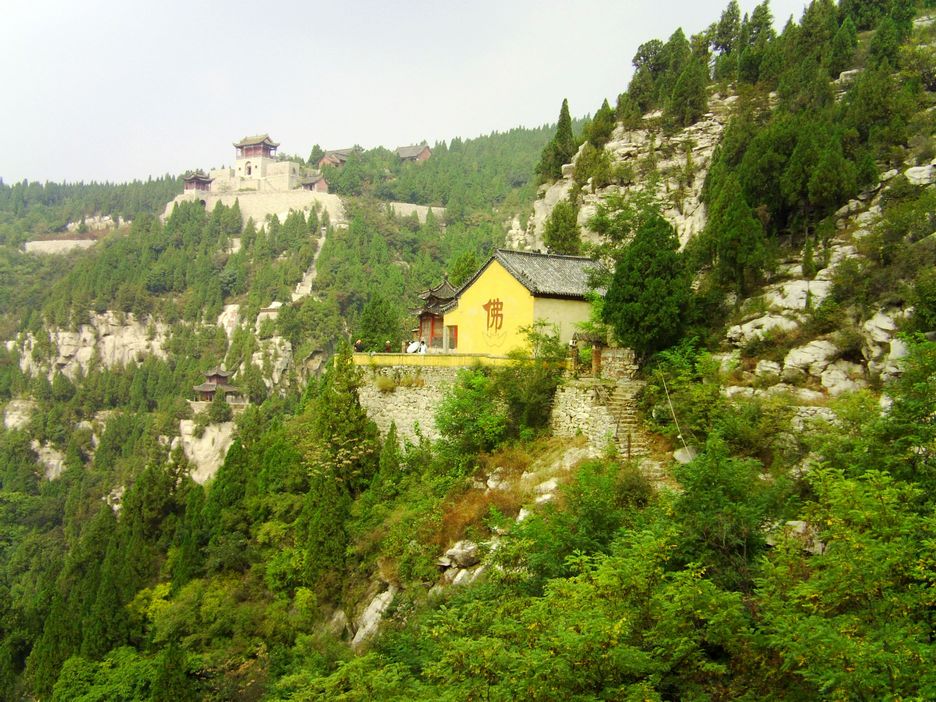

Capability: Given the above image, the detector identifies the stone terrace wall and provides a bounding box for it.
[551,377,647,459]
[357,365,461,443]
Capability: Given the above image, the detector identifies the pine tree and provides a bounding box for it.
[536,99,577,182]
[714,0,741,55]
[666,58,709,128]
[709,172,767,294]
[602,214,691,359]
[829,16,858,77]
[543,199,582,255]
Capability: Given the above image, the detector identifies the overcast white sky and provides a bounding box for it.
[1,0,810,184]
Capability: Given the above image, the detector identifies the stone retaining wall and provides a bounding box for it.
[357,365,462,443]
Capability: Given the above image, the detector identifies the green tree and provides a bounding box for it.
[713,0,741,54]
[828,16,858,77]
[208,390,233,423]
[757,468,936,699]
[436,369,506,459]
[536,99,577,182]
[665,58,709,128]
[867,15,900,67]
[357,291,402,351]
[542,199,581,255]
[602,213,691,359]
[707,172,768,294]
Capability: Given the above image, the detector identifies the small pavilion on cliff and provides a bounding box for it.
[183,170,213,191]
[193,367,242,403]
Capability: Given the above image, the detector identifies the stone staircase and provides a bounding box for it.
[600,380,650,459]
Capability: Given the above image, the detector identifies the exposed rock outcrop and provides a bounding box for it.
[11,312,168,379]
[176,420,235,484]
[3,399,36,431]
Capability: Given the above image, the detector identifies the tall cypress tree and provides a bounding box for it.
[536,99,577,182]
[602,214,691,359]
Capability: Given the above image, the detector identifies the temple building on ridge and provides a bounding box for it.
[165,133,345,227]
[202,134,328,194]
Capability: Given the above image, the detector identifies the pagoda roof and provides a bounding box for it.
[183,170,213,182]
[193,381,239,393]
[234,134,280,149]
[418,277,456,301]
[204,366,232,378]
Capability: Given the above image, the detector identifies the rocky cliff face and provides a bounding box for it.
[9,311,169,379]
[508,92,737,252]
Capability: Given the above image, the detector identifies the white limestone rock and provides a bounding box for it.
[445,540,481,568]
[251,335,293,388]
[722,385,756,399]
[783,340,840,379]
[834,199,863,218]
[791,406,838,433]
[351,586,396,648]
[217,304,241,340]
[673,446,698,464]
[535,477,558,495]
[178,420,235,484]
[820,360,866,396]
[755,359,782,382]
[905,164,936,186]
[727,314,799,346]
[762,279,832,312]
[3,399,36,431]
[30,440,65,480]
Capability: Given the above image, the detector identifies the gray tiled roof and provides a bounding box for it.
[396,143,429,159]
[234,134,280,148]
[493,249,602,298]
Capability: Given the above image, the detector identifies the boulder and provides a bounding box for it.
[445,540,481,568]
[722,386,756,399]
[790,406,838,433]
[534,478,558,495]
[351,587,396,648]
[673,446,698,464]
[726,314,799,346]
[783,339,840,378]
[905,164,936,186]
[325,609,352,639]
[821,360,866,396]
[755,359,782,382]
[30,440,65,480]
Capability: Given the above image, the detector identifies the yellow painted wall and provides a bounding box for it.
[532,297,593,343]
[443,260,535,355]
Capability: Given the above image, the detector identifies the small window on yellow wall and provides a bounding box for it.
[447,325,458,350]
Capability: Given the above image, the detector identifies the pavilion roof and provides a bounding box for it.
[234,134,280,149]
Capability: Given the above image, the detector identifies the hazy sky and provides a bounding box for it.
[2,0,810,184]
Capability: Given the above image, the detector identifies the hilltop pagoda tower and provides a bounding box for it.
[234,134,279,181]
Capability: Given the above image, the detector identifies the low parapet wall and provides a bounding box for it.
[353,352,516,369]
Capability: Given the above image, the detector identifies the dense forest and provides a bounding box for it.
[1,0,935,700]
